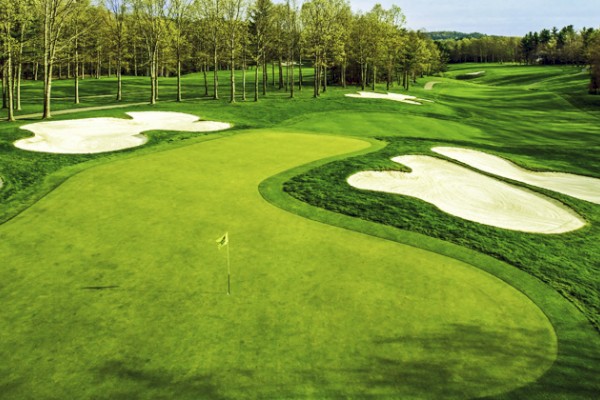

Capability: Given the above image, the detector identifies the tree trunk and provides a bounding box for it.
[74,28,79,104]
[6,35,15,121]
[313,56,319,98]
[203,62,209,96]
[254,58,259,102]
[16,25,25,111]
[96,51,101,79]
[242,49,247,101]
[386,65,391,91]
[278,58,283,89]
[176,58,181,102]
[43,63,53,119]
[150,46,157,104]
[154,49,159,101]
[372,65,376,91]
[16,60,22,111]
[1,68,6,110]
[262,54,267,95]
[290,58,294,99]
[360,62,366,90]
[74,49,79,104]
[298,53,302,91]
[134,42,138,76]
[42,8,52,120]
[117,58,122,101]
[341,58,346,88]
[230,36,235,103]
[213,45,219,100]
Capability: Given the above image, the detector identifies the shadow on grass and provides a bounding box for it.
[294,323,598,399]
[93,360,227,400]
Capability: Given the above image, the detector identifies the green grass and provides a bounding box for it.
[283,64,600,333]
[0,63,599,398]
[0,131,564,399]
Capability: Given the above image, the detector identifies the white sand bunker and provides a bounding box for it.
[433,147,600,205]
[347,156,586,234]
[345,91,432,105]
[15,111,231,154]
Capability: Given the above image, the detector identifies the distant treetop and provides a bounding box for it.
[426,31,486,40]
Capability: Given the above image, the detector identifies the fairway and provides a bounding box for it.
[0,131,557,399]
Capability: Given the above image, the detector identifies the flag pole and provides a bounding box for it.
[226,233,231,295]
[216,232,231,295]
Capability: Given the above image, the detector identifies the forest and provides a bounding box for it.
[1,0,600,122]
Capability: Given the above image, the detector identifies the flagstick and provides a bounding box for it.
[226,234,231,295]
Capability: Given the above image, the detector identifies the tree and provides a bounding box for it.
[588,30,600,95]
[223,0,246,102]
[104,0,128,101]
[168,0,192,101]
[133,0,167,104]
[196,0,225,100]
[249,0,273,101]
[350,13,373,90]
[36,0,76,119]
[282,0,299,97]
[0,0,17,121]
[301,0,349,97]
[68,0,92,104]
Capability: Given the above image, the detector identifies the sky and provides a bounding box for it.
[350,0,600,36]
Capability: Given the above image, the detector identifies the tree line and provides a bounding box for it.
[0,0,445,121]
[435,26,600,93]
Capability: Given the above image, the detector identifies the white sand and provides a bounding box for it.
[345,91,431,105]
[424,81,441,90]
[15,111,231,154]
[465,71,485,77]
[433,147,600,205]
[347,155,586,234]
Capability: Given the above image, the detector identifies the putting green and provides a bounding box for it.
[0,131,556,399]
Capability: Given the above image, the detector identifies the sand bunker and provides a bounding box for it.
[347,155,586,234]
[345,91,432,105]
[424,81,441,90]
[433,147,600,205]
[15,111,231,154]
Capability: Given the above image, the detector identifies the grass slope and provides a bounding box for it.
[0,132,557,399]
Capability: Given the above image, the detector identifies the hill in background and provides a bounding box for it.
[427,31,487,40]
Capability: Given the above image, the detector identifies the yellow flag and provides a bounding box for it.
[216,232,228,249]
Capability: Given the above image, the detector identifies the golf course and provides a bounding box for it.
[0,63,599,399]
